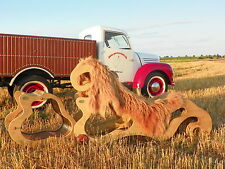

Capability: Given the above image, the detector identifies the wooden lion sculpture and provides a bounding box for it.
[71,57,212,142]
[4,57,213,145]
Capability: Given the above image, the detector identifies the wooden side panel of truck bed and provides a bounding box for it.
[0,34,97,77]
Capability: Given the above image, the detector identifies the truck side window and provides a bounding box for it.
[105,31,131,49]
[84,35,92,40]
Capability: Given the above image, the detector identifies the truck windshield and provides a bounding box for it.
[105,31,131,49]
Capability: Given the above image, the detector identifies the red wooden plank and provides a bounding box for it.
[0,35,3,74]
[3,36,7,74]
[0,33,97,77]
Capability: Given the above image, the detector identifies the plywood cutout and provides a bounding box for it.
[5,90,76,146]
[70,57,212,143]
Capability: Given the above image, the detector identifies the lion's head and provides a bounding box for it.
[70,57,124,116]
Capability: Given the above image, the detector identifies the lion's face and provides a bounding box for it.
[71,57,123,117]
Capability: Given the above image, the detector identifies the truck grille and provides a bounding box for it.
[142,58,158,64]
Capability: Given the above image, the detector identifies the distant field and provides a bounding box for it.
[0,60,225,168]
[160,55,225,61]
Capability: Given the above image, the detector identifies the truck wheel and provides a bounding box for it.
[8,85,14,97]
[142,72,168,97]
[14,75,53,108]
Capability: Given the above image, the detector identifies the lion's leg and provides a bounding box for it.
[115,114,132,130]
[183,99,212,135]
[161,98,212,140]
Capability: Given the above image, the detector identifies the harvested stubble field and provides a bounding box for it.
[0,59,225,169]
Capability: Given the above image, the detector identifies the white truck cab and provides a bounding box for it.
[79,26,174,97]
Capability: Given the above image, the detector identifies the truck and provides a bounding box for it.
[0,26,174,108]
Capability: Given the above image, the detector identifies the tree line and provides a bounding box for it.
[160,54,225,60]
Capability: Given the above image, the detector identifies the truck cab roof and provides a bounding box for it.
[79,26,129,41]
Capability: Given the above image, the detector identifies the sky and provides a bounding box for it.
[1,0,225,57]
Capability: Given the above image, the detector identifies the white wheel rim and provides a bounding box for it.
[147,76,165,97]
[20,81,49,108]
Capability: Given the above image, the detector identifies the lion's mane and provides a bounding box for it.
[74,57,183,137]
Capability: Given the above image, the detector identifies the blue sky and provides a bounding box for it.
[1,0,225,56]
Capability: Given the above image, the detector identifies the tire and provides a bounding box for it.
[8,85,14,97]
[13,75,53,108]
[142,72,168,97]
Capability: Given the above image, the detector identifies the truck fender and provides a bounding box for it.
[132,62,174,88]
[9,67,54,86]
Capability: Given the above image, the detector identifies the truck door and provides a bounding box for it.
[103,31,136,82]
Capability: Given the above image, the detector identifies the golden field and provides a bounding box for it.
[0,59,225,169]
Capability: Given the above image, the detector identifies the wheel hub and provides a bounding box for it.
[147,76,165,97]
[150,82,161,92]
[23,83,44,93]
[21,82,48,108]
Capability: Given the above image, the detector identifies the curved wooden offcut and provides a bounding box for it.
[70,57,212,143]
[4,90,76,145]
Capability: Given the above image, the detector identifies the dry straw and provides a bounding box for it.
[0,60,225,168]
